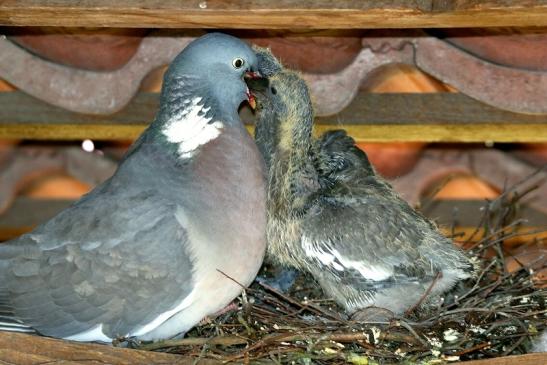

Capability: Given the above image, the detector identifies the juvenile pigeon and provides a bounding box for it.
[252,49,475,317]
[0,33,266,342]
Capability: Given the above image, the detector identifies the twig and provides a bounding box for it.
[139,336,249,351]
[453,341,492,356]
[405,271,443,316]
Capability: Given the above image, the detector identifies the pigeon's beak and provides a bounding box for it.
[244,71,262,80]
[244,70,261,110]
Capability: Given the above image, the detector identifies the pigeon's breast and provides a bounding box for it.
[191,126,266,235]
[189,124,267,279]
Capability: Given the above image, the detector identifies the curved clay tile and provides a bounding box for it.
[357,142,425,179]
[361,63,450,93]
[239,30,363,74]
[1,32,547,115]
[366,36,547,115]
[0,34,195,115]
[8,27,148,71]
[438,28,547,72]
[0,145,117,215]
[0,79,15,91]
[509,143,547,167]
[22,174,91,199]
[390,147,547,216]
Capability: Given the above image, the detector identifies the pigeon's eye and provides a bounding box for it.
[270,87,277,95]
[232,58,245,69]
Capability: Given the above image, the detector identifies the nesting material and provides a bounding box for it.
[138,175,546,364]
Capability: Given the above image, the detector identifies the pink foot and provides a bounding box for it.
[198,302,239,325]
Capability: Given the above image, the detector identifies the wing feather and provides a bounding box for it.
[0,178,195,339]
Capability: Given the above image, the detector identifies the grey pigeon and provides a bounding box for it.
[0,33,266,342]
[252,49,475,318]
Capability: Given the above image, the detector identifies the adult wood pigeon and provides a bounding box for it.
[0,33,266,342]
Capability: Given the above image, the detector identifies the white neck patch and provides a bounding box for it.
[162,97,224,159]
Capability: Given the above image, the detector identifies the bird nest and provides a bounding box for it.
[137,173,547,364]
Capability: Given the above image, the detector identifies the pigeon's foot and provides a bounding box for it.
[198,301,239,326]
[351,306,395,323]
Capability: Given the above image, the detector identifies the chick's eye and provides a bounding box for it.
[270,86,277,95]
[232,58,245,69]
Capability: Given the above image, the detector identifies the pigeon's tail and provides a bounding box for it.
[0,288,32,333]
[0,318,35,333]
[0,285,34,333]
[0,246,34,334]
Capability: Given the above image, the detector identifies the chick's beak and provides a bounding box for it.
[246,87,257,110]
[244,70,261,110]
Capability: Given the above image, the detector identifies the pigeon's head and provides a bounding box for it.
[162,33,261,119]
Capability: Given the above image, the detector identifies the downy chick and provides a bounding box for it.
[252,49,476,318]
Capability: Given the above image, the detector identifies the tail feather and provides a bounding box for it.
[0,325,35,333]
[0,244,35,333]
[0,316,35,334]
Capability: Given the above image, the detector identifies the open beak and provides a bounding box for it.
[246,87,257,110]
[244,71,262,80]
[244,70,261,110]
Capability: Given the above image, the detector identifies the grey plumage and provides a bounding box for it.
[0,33,266,342]
[252,49,475,317]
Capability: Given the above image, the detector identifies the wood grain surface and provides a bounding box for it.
[1,1,547,28]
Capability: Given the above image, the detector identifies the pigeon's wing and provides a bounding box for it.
[0,180,194,340]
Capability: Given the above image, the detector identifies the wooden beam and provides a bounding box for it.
[0,331,215,365]
[4,90,547,140]
[320,92,547,126]
[1,91,547,142]
[462,353,547,365]
[0,197,72,241]
[1,1,547,29]
[0,331,545,365]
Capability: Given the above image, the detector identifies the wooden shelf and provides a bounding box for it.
[1,91,546,142]
[1,1,547,29]
[0,331,216,365]
[463,353,547,365]
[0,323,545,365]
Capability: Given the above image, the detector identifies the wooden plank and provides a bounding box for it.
[462,353,547,365]
[1,91,547,142]
[0,197,72,240]
[1,1,547,29]
[320,92,547,126]
[0,331,214,365]
[0,331,544,365]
